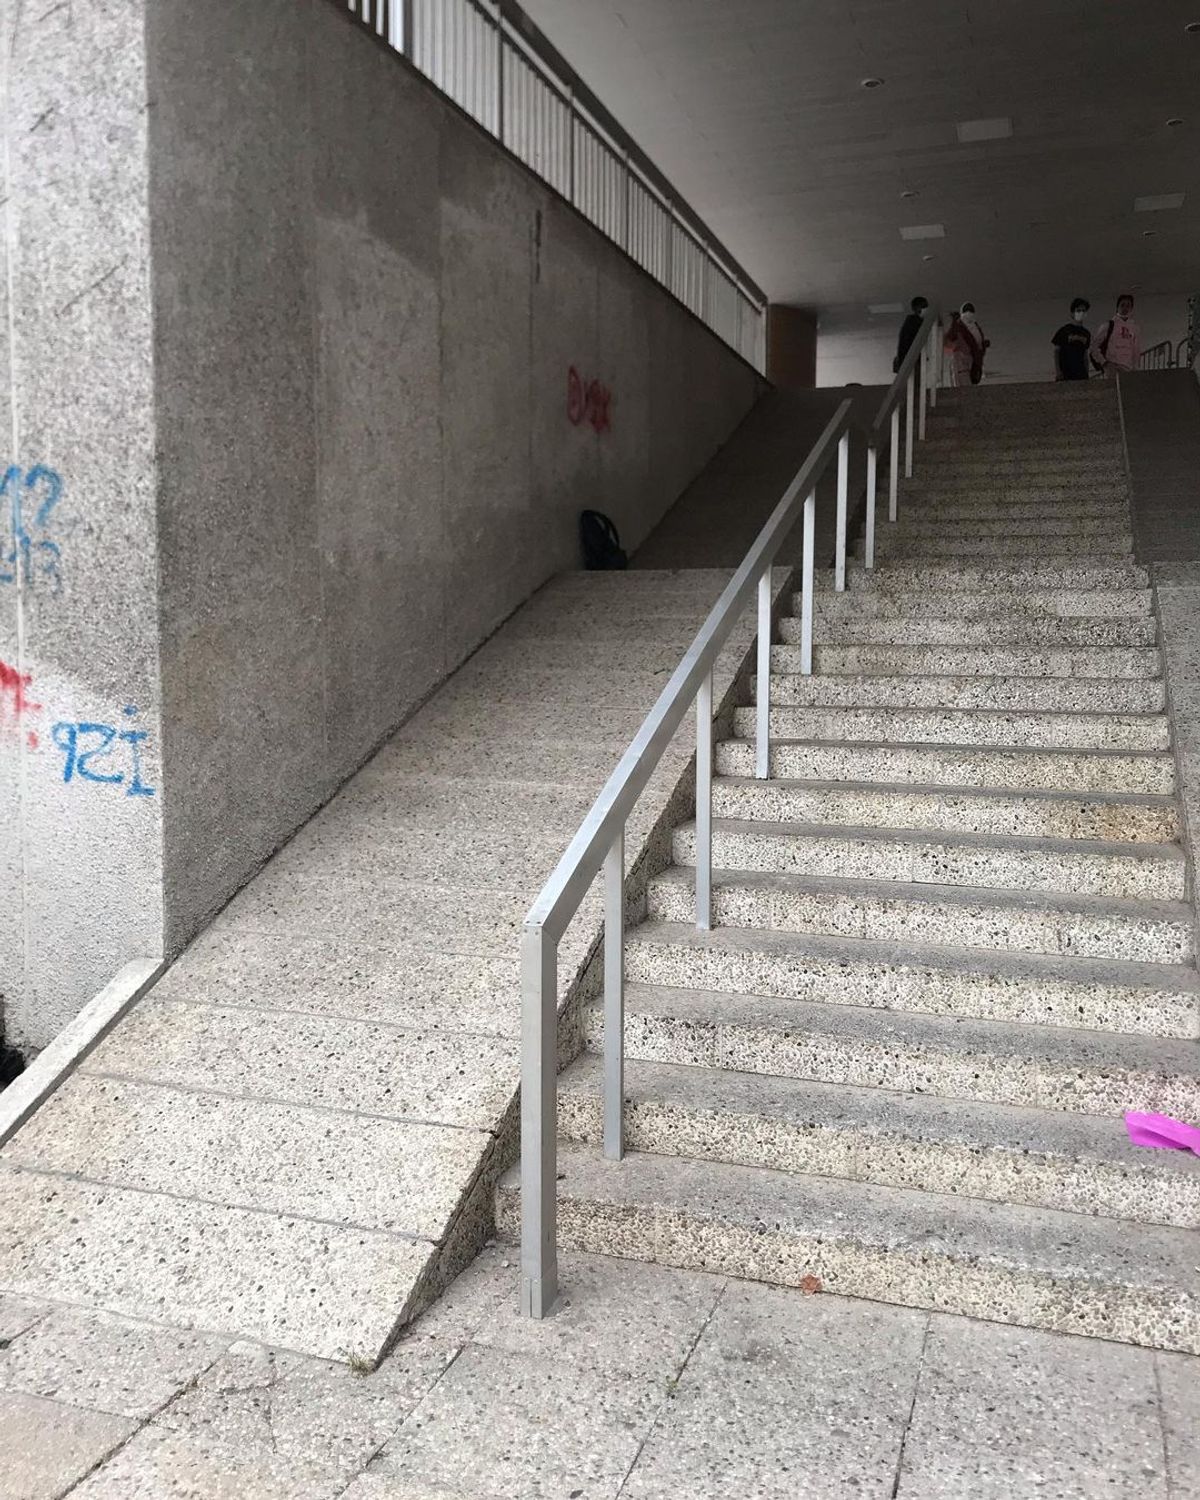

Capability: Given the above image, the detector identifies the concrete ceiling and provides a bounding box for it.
[519,0,1200,331]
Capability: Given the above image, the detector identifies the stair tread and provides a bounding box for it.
[689,815,1185,864]
[627,919,1200,999]
[500,1144,1200,1296]
[649,863,1193,928]
[721,738,1174,766]
[606,978,1200,1087]
[713,773,1177,812]
[558,1055,1200,1186]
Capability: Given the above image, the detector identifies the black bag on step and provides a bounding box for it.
[580,510,628,570]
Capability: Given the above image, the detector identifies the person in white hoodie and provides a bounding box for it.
[1092,294,1142,375]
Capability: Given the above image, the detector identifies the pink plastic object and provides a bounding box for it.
[1124,1111,1200,1156]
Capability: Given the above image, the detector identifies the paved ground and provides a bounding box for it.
[0,1247,1195,1498]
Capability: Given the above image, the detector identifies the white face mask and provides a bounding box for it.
[1073,309,1086,322]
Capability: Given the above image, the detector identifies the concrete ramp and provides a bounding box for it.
[0,569,764,1362]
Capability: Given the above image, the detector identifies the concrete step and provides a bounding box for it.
[788,614,1158,647]
[894,513,1130,537]
[785,643,1161,682]
[590,980,1200,1116]
[495,1145,1200,1352]
[708,775,1179,843]
[716,736,1176,796]
[732,704,1170,752]
[674,818,1185,900]
[557,1056,1200,1229]
[624,921,1200,1038]
[901,482,1129,503]
[765,670,1164,715]
[805,587,1152,620]
[928,437,1123,455]
[900,499,1130,521]
[647,865,1192,964]
[863,535,1133,561]
[819,560,1148,591]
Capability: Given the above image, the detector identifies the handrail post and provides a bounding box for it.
[865,443,878,569]
[695,672,713,929]
[905,371,915,477]
[602,829,624,1161]
[918,345,928,442]
[889,406,900,522]
[755,570,772,779]
[520,924,558,1318]
[929,325,939,409]
[834,430,850,592]
[800,490,815,674]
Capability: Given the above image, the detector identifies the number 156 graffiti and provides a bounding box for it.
[0,464,63,594]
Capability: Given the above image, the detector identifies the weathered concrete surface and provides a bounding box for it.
[1121,370,1200,563]
[0,1247,1193,1498]
[146,0,764,970]
[0,0,165,1051]
[0,569,765,1362]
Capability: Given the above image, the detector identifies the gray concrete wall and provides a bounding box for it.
[0,2,164,1050]
[145,0,763,951]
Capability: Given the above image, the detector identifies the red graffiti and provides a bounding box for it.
[0,659,41,749]
[567,366,614,434]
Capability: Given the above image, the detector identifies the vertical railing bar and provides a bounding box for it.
[918,345,928,441]
[695,672,713,932]
[889,406,900,522]
[834,430,849,592]
[519,925,557,1319]
[905,372,915,478]
[800,490,815,675]
[865,444,878,570]
[929,324,939,408]
[602,829,625,1162]
[755,570,772,780]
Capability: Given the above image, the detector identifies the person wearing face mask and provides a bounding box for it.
[1092,293,1142,375]
[948,302,989,385]
[1052,298,1093,380]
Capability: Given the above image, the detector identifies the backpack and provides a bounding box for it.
[580,510,627,570]
[1092,320,1113,371]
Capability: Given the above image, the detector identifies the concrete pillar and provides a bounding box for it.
[767,304,818,389]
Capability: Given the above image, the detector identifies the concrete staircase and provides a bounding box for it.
[497,379,1200,1353]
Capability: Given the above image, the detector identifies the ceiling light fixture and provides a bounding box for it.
[1143,229,1159,238]
[900,223,945,241]
[1167,117,1185,126]
[956,117,1012,143]
[1186,20,1200,32]
[1134,193,1185,211]
[900,189,919,199]
[860,76,885,89]
[922,254,937,262]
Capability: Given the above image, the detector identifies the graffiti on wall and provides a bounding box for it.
[0,464,64,593]
[567,366,614,434]
[0,661,156,797]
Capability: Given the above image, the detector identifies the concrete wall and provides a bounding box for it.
[0,2,164,1050]
[144,2,763,951]
[819,294,1190,387]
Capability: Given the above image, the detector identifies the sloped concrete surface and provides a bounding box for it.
[0,569,765,1361]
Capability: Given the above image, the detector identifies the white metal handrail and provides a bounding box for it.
[518,311,943,1318]
[341,0,767,369]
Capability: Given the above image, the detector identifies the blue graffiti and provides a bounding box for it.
[51,705,155,798]
[0,464,64,593]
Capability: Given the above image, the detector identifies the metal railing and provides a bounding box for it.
[1140,341,1176,371]
[341,0,767,369]
[517,308,943,1317]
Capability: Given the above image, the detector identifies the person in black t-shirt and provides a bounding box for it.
[894,296,929,373]
[1052,298,1092,380]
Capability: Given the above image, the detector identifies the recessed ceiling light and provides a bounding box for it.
[921,254,937,262]
[956,117,1013,143]
[900,189,919,199]
[1167,117,1185,127]
[1186,20,1200,32]
[1135,193,1185,212]
[900,223,945,241]
[868,302,905,315]
[860,76,885,89]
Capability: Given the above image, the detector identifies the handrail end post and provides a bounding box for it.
[520,920,559,1320]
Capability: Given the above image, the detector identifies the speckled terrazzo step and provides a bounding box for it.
[862,537,1134,563]
[734,706,1170,752]
[788,616,1157,648]
[785,643,1160,681]
[818,561,1149,591]
[673,819,1185,900]
[623,921,1200,1038]
[707,776,1179,843]
[495,1145,1200,1353]
[716,738,1176,796]
[765,670,1163,715]
[585,983,1200,1119]
[889,513,1130,538]
[555,1056,1200,1229]
[646,866,1193,965]
[804,588,1152,620]
[896,499,1131,521]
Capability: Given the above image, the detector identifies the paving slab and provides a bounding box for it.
[0,1390,136,1500]
[896,1317,1167,1498]
[68,1426,345,1500]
